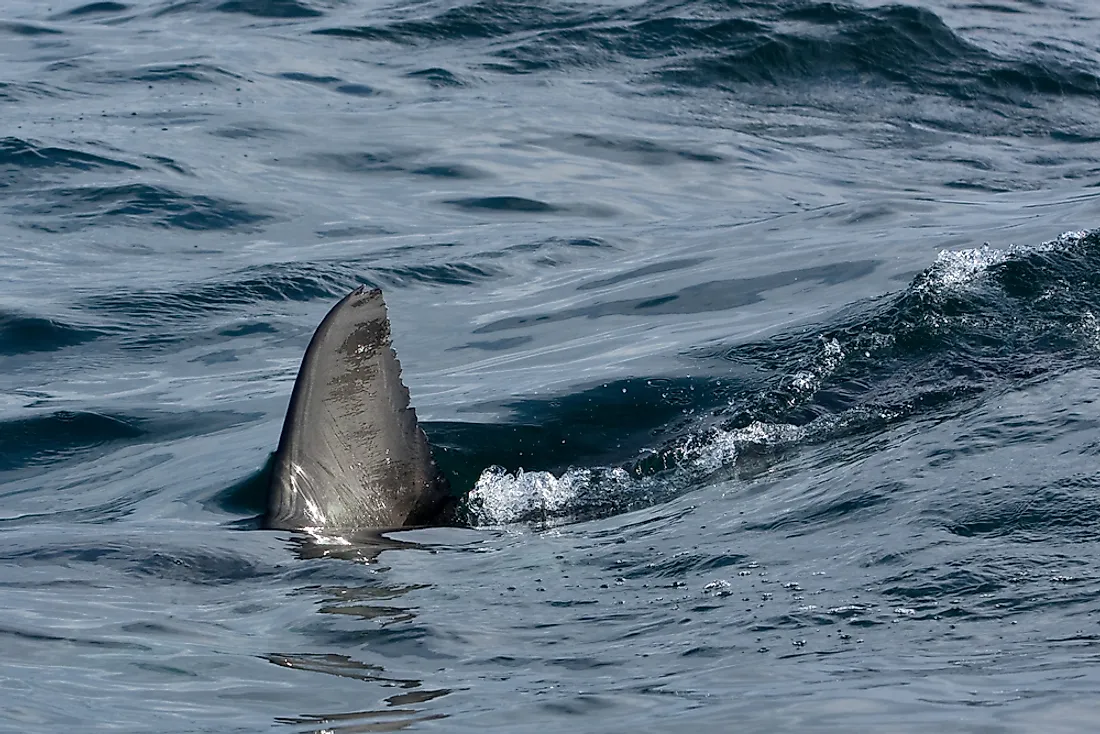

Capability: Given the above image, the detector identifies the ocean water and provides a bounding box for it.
[3,0,1100,731]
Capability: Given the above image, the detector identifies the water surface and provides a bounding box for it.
[2,0,1100,731]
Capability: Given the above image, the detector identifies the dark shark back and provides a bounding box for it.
[264,287,449,532]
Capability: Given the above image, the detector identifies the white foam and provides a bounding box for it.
[923,245,1010,291]
[789,337,845,397]
[1077,310,1100,351]
[467,421,810,526]
[922,229,1087,294]
[702,579,733,596]
[468,465,634,525]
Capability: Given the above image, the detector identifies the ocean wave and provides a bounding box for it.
[84,262,365,325]
[93,61,244,86]
[50,2,133,20]
[313,0,588,44]
[0,409,257,475]
[0,137,141,179]
[216,0,323,19]
[462,229,1100,526]
[282,149,490,180]
[76,259,496,342]
[16,183,271,232]
[314,0,1099,108]
[0,21,63,37]
[0,311,109,355]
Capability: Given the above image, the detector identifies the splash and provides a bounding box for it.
[919,230,1087,294]
[788,337,846,398]
[466,420,810,526]
[468,465,632,525]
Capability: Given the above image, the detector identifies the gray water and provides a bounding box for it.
[3,0,1100,731]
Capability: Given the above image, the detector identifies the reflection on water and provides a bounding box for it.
[271,535,454,732]
[275,702,447,734]
[269,652,451,732]
[287,532,427,563]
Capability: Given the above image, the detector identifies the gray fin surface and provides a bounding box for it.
[264,287,449,532]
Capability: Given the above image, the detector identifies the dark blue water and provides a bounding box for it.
[3,0,1100,730]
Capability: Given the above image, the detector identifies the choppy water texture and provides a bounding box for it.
[2,0,1100,731]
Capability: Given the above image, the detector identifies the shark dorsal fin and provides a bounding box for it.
[265,287,448,532]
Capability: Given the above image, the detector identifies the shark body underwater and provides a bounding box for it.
[263,286,452,535]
